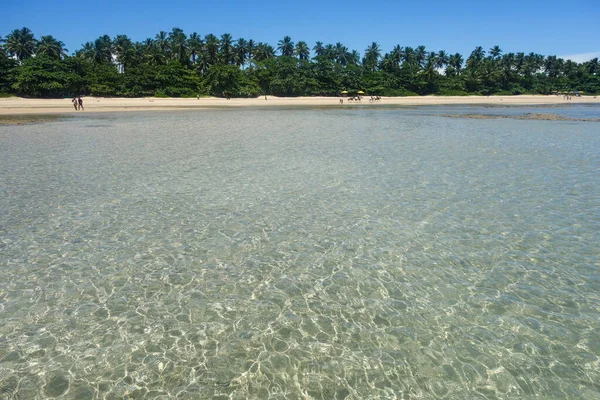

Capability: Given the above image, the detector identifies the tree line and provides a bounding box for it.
[1,27,598,98]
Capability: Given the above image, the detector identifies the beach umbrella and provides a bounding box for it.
[357,90,365,94]
[341,90,348,94]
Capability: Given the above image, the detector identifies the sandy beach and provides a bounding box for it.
[0,95,599,115]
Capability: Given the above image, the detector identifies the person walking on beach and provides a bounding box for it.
[72,96,78,111]
[77,96,84,111]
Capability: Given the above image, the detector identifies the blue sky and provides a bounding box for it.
[3,0,599,61]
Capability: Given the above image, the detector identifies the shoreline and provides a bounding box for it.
[1,95,599,116]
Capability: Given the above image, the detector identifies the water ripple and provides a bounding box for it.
[1,108,599,398]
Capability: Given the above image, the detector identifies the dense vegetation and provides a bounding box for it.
[1,27,598,98]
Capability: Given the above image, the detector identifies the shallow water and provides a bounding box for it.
[1,106,599,399]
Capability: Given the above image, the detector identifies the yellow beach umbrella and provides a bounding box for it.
[357,90,365,94]
[340,90,348,94]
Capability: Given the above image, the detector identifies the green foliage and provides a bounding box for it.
[379,88,419,96]
[582,75,600,94]
[10,56,79,97]
[86,63,120,97]
[123,62,200,97]
[492,90,518,96]
[1,26,599,98]
[205,64,257,97]
[0,52,18,93]
[311,58,342,95]
[436,89,473,96]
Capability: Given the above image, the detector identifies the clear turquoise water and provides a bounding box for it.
[1,106,599,399]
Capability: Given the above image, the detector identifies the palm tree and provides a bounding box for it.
[5,27,37,60]
[323,44,335,60]
[523,52,544,76]
[448,53,464,75]
[36,35,68,59]
[194,52,211,75]
[204,34,220,65]
[333,42,349,65]
[79,35,112,64]
[363,42,381,72]
[514,52,525,73]
[444,61,457,77]
[295,41,310,61]
[415,45,427,67]
[562,59,577,77]
[313,41,325,57]
[502,52,515,68]
[155,31,170,58]
[403,46,416,65]
[169,28,188,63]
[423,52,439,82]
[467,46,485,68]
[489,45,502,60]
[391,45,403,69]
[187,32,203,64]
[479,58,500,89]
[380,53,395,73]
[97,35,113,50]
[114,34,136,72]
[499,65,514,88]
[586,57,599,75]
[235,38,249,66]
[219,33,235,64]
[145,42,166,66]
[544,55,560,78]
[75,42,93,60]
[499,53,515,85]
[253,42,275,61]
[142,38,154,49]
[349,50,361,65]
[436,50,448,69]
[247,39,256,59]
[462,68,481,91]
[534,53,545,71]
[277,36,294,57]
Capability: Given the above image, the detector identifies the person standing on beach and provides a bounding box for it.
[72,97,78,110]
[77,97,84,111]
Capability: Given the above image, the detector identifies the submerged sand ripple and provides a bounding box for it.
[0,114,69,126]
[443,112,600,121]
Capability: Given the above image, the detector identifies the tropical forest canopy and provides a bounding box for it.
[0,27,599,98]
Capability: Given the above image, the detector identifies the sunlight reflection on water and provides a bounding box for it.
[1,106,599,398]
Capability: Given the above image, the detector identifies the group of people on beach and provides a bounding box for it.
[71,96,84,111]
[339,95,382,104]
[340,95,362,104]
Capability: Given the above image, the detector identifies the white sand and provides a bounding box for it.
[0,95,598,115]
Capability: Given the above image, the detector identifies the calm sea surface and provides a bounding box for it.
[1,106,599,399]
